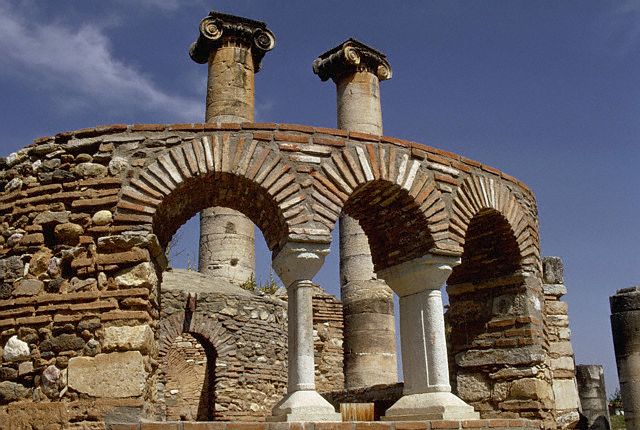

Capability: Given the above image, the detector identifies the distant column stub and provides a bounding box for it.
[189,11,276,71]
[312,38,392,83]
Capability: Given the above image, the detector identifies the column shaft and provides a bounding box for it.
[610,286,640,430]
[379,256,478,421]
[336,67,397,389]
[400,289,450,395]
[287,280,316,392]
[199,42,256,285]
[337,71,382,135]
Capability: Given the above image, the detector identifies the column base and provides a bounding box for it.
[267,390,342,422]
[382,392,479,421]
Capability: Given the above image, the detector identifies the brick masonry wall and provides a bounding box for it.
[0,123,543,428]
[159,269,288,422]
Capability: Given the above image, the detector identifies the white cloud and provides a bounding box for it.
[0,1,202,121]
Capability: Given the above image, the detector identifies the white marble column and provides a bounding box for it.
[379,255,479,420]
[269,243,341,422]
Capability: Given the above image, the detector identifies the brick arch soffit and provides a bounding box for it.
[157,311,236,360]
[450,175,540,274]
[113,134,312,254]
[314,143,449,270]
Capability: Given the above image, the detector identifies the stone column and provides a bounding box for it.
[576,364,610,430]
[610,286,640,429]
[313,39,398,389]
[269,243,341,422]
[190,11,275,285]
[378,255,479,420]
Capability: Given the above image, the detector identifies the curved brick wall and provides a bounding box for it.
[0,122,546,427]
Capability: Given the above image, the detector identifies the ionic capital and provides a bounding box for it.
[313,38,392,83]
[189,11,276,71]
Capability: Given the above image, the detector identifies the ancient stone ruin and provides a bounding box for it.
[0,9,586,430]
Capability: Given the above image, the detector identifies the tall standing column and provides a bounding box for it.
[313,39,398,389]
[379,255,479,420]
[190,11,275,285]
[610,286,640,430]
[269,243,341,422]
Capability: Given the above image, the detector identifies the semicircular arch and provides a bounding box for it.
[450,175,540,273]
[313,143,449,271]
[114,134,311,254]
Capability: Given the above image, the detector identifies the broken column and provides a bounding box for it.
[269,243,341,422]
[610,286,640,429]
[542,256,581,425]
[313,39,398,389]
[190,11,275,285]
[378,255,479,420]
[576,364,610,430]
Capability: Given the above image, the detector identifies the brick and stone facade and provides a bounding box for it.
[0,8,584,430]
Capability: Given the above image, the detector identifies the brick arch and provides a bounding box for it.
[314,143,448,270]
[157,311,235,360]
[114,134,309,254]
[450,176,540,273]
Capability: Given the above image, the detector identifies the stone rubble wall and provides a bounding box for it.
[158,269,344,422]
[159,270,288,422]
[541,257,580,428]
[309,286,345,393]
[0,123,542,427]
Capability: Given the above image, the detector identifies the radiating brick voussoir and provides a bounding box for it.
[450,176,540,273]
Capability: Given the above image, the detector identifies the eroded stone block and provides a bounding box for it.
[67,351,146,398]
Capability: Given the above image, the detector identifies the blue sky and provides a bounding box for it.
[0,0,638,396]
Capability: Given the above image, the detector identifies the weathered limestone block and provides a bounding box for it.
[0,381,30,404]
[576,364,610,429]
[54,222,84,245]
[13,278,44,296]
[115,262,157,288]
[542,257,564,284]
[509,378,553,403]
[73,162,107,178]
[103,324,155,354]
[3,336,30,362]
[67,351,146,398]
[551,379,580,410]
[92,210,113,226]
[33,210,70,225]
[456,372,491,403]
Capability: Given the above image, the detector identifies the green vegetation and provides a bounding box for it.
[240,272,279,295]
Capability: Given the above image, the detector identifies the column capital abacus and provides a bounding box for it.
[272,242,330,288]
[189,11,276,71]
[313,38,392,83]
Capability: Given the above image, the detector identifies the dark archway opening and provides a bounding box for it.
[446,208,540,415]
[162,331,217,421]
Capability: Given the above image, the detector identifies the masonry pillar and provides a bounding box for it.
[610,286,640,430]
[576,365,610,430]
[313,39,398,389]
[190,11,275,285]
[269,243,341,422]
[378,255,479,420]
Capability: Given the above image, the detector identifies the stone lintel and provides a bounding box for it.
[313,38,392,83]
[189,10,276,71]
